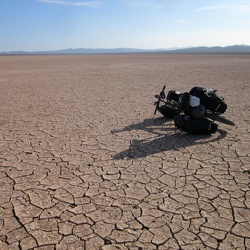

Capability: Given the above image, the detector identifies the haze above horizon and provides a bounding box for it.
[1,0,250,52]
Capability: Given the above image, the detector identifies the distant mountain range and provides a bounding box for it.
[1,44,250,55]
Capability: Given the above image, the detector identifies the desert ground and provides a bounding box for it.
[0,54,249,249]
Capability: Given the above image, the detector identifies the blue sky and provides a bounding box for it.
[1,0,250,52]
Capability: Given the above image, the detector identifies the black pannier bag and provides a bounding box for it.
[189,87,227,114]
[158,104,180,118]
[174,115,218,134]
[167,90,181,102]
[184,105,206,119]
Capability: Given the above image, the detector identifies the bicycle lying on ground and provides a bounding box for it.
[154,85,235,134]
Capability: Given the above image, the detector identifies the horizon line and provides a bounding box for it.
[1,44,250,54]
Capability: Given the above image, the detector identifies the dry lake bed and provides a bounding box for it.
[0,54,250,249]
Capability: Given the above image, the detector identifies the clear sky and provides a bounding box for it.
[1,0,250,52]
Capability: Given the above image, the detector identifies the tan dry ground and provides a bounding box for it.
[0,54,249,250]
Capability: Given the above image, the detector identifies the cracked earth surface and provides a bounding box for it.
[0,54,249,249]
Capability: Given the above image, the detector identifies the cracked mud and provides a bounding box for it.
[0,54,249,249]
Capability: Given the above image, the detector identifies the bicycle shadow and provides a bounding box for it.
[111,116,174,137]
[112,117,227,159]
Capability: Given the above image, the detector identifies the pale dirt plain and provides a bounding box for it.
[0,53,249,250]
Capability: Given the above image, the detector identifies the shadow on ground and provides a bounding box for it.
[112,117,227,159]
[111,116,175,136]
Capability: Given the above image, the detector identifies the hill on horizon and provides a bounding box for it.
[1,44,250,55]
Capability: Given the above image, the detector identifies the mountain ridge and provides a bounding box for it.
[1,44,250,55]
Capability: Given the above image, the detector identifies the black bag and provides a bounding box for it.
[158,104,180,118]
[178,92,191,112]
[167,90,181,102]
[189,87,227,114]
[174,115,218,134]
[184,105,206,119]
